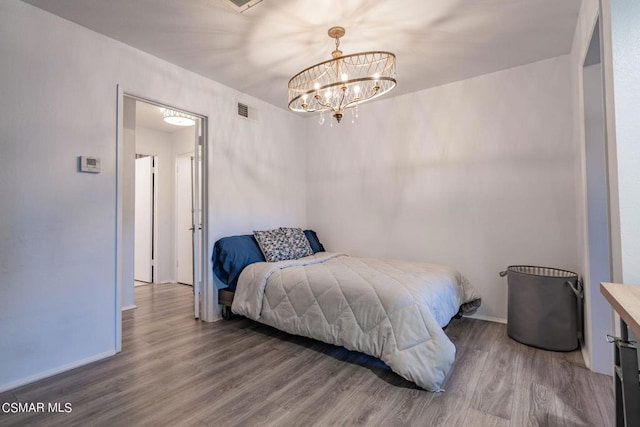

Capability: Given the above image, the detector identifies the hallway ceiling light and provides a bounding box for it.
[162,109,196,127]
[287,26,396,125]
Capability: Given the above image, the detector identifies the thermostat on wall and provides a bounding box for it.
[79,156,101,173]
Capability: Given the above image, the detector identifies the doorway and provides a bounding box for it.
[118,94,207,327]
[582,17,613,374]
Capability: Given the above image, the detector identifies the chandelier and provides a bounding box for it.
[288,26,396,124]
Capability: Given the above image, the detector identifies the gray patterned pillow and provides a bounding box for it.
[253,228,294,262]
[280,227,313,259]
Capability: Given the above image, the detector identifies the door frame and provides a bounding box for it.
[115,87,212,351]
[579,14,614,375]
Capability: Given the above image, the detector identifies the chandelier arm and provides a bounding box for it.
[312,96,338,112]
[341,87,380,111]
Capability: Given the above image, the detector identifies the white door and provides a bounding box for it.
[134,156,153,283]
[176,154,194,286]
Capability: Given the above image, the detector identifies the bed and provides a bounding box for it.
[212,229,481,391]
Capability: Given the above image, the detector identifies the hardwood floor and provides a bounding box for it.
[0,284,614,426]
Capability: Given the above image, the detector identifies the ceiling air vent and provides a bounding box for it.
[225,0,264,13]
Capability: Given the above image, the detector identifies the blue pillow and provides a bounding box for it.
[304,230,325,253]
[212,235,265,291]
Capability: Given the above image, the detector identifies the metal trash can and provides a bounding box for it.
[500,266,583,351]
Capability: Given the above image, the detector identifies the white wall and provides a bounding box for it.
[306,56,578,321]
[210,103,308,236]
[601,0,640,358]
[608,0,640,285]
[0,0,306,392]
[172,127,196,157]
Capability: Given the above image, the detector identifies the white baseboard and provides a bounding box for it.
[464,313,507,324]
[122,304,138,311]
[0,350,116,393]
[581,346,591,370]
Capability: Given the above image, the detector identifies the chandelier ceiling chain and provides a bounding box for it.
[287,26,397,124]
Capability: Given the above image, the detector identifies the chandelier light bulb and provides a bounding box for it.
[314,82,321,91]
[354,85,361,94]
[341,73,348,82]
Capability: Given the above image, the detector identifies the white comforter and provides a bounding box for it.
[232,252,481,391]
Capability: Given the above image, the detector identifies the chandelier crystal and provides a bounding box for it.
[288,26,396,124]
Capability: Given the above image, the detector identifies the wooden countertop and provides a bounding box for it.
[601,282,640,338]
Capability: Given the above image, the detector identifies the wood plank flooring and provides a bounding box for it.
[0,283,614,426]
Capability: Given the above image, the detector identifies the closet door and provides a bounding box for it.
[134,156,153,283]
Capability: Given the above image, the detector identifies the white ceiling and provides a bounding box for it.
[23,0,582,111]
